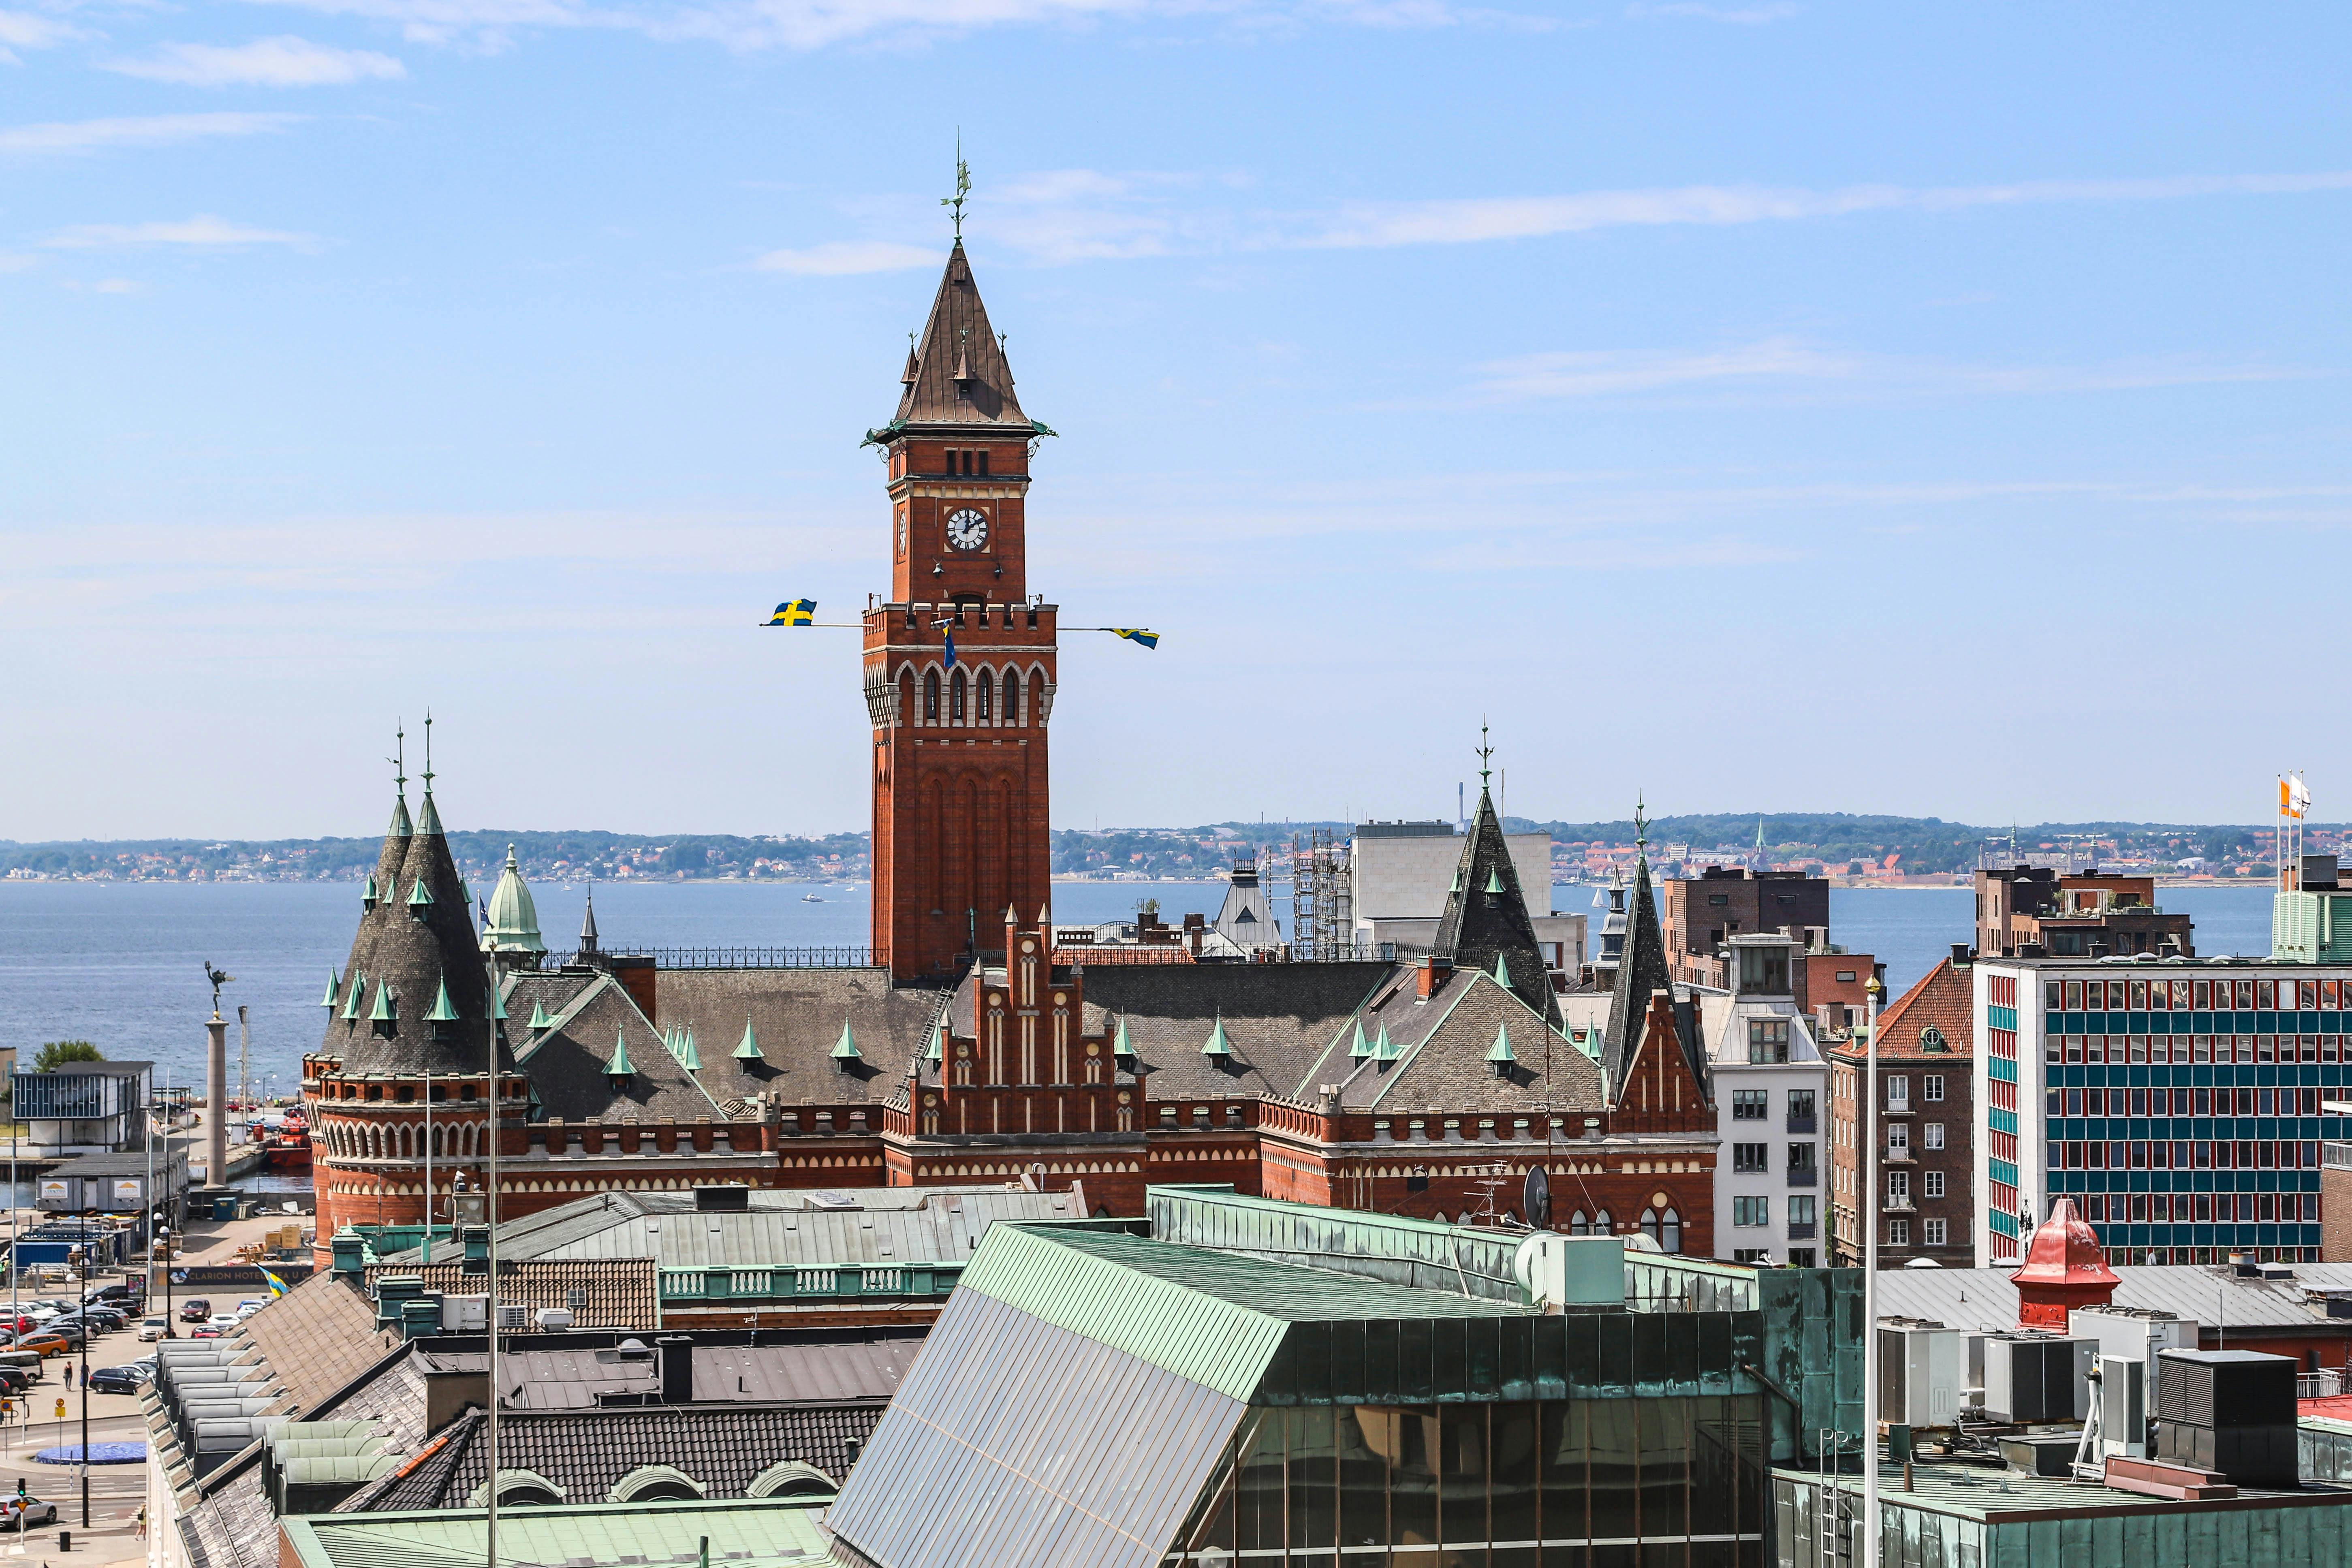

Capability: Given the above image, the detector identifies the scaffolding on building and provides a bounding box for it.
[1287,829,1354,962]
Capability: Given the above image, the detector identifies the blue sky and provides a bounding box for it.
[5,2,2349,842]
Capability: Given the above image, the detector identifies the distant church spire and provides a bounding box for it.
[579,878,600,956]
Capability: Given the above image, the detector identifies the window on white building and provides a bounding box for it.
[1734,1196,1770,1227]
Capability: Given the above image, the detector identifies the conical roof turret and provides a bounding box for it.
[885,241,1033,432]
[579,882,600,955]
[1601,804,1691,1093]
[1432,758,1558,1027]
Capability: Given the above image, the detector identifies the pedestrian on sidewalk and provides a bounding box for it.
[137,1505,147,1539]
[60,1364,70,1393]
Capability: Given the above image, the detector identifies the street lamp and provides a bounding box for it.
[1861,965,1885,1568]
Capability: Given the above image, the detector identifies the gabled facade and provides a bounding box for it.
[1703,932,1829,1266]
[1826,950,1974,1267]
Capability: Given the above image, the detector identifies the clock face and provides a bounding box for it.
[944,507,989,552]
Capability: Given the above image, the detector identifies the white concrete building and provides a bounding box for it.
[1701,932,1831,1267]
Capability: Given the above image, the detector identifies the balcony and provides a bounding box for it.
[1884,1195,1916,1213]
[1882,1147,1914,1164]
[1786,1113,1818,1134]
[1786,1168,1818,1188]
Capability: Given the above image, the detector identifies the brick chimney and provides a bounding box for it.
[1418,953,1452,1000]
[2008,1196,2119,1330]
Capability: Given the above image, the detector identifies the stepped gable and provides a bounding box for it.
[654,968,952,1107]
[1608,989,1713,1134]
[1080,961,1392,1101]
[1299,966,1605,1115]
[1432,785,1561,1027]
[1600,842,1683,1091]
[322,780,511,1077]
[510,972,719,1123]
[889,239,1032,432]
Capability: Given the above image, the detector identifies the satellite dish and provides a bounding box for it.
[1522,1167,1551,1231]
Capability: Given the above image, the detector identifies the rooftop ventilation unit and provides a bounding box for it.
[1982,1334,2092,1424]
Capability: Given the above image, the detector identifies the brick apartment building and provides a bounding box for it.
[1660,866,1831,995]
[1828,947,1976,1267]
[1976,865,2194,959]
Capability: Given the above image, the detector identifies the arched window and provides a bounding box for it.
[1661,1207,1681,1253]
[950,668,968,721]
[1593,1208,1612,1235]
[897,669,914,726]
[923,669,940,721]
[1640,1207,1659,1245]
[1570,1209,1590,1236]
[976,670,993,722]
[1002,670,1021,724]
[1029,671,1046,723]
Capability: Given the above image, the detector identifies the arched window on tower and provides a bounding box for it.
[976,670,993,723]
[1570,1210,1589,1236]
[1002,671,1021,725]
[923,669,940,722]
[1029,671,1046,724]
[950,669,968,721]
[897,669,914,726]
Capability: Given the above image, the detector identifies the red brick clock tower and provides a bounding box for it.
[864,241,1056,980]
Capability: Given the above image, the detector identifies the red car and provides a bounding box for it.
[178,1299,212,1323]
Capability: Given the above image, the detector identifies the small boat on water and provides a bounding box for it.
[801,892,826,903]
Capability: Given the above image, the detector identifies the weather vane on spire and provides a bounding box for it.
[390,723,406,797]
[1477,720,1493,790]
[942,133,971,239]
[421,710,435,794]
[1634,792,1648,849]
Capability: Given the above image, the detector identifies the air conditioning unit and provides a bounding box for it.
[1982,1334,2092,1423]
[1512,1233,1624,1308]
[534,1307,574,1331]
[440,1294,487,1332]
[494,1304,529,1330]
[1878,1321,1963,1428]
[2151,1347,2299,1486]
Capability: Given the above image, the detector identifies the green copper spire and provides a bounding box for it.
[342,970,367,1021]
[605,1029,634,1081]
[415,711,445,836]
[367,979,397,1024]
[490,984,506,1023]
[1374,1022,1399,1061]
[425,976,459,1023]
[407,878,434,914]
[1201,1016,1232,1058]
[387,723,412,838]
[1350,1018,1372,1059]
[1493,951,1512,987]
[1113,1017,1132,1059]
[678,1025,701,1072]
[734,1016,763,1062]
[1486,1021,1516,1066]
[1483,865,1506,895]
[361,874,379,911]
[923,1023,944,1064]
[321,970,343,1010]
[528,998,555,1031]
[831,1021,860,1062]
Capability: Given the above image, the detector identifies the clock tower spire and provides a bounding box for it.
[863,237,1056,981]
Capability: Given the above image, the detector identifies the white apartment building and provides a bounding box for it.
[1702,932,1831,1267]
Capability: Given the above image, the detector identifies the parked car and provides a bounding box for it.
[1,1494,59,1527]
[86,1364,147,1395]
[137,1318,169,1342]
[77,1307,126,1331]
[188,1324,222,1340]
[87,1283,142,1307]
[0,1368,32,1394]
[10,1335,69,1359]
[179,1299,213,1323]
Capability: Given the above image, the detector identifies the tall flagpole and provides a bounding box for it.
[1861,967,1884,1567]
[483,875,502,1568]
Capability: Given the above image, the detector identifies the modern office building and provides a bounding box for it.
[1698,933,1830,1267]
[1972,948,2352,1266]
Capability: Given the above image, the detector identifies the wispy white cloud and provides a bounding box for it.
[0,6,82,62]
[43,215,316,249]
[1466,336,2318,404]
[1286,170,2352,250]
[105,36,406,87]
[754,239,940,275]
[1626,1,1800,22]
[0,113,303,155]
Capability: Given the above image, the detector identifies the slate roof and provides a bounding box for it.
[691,1332,924,1403]
[320,787,513,1078]
[1293,967,1607,1115]
[1875,1260,2352,1334]
[509,971,722,1123]
[339,1401,884,1512]
[648,967,951,1107]
[1077,961,1393,1101]
[888,239,1032,432]
[1431,786,1562,1027]
[1601,849,1687,1091]
[365,1257,659,1331]
[239,1269,394,1409]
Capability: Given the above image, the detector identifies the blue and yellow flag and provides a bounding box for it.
[1110,628,1160,650]
[260,1267,290,1299]
[765,599,816,627]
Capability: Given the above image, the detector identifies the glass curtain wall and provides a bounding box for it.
[1166,1396,1765,1568]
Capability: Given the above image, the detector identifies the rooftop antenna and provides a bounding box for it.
[1477,719,1493,792]
[942,132,971,239]
[389,722,406,798]
[421,709,434,794]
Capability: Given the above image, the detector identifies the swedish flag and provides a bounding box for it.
[765,599,816,627]
[1111,628,1160,650]
[261,1267,290,1299]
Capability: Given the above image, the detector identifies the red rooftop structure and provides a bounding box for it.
[2008,1197,2121,1330]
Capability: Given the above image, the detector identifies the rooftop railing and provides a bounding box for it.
[658,1261,964,1303]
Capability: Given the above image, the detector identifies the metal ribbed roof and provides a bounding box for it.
[1875,1260,2352,1333]
[284,1495,831,1568]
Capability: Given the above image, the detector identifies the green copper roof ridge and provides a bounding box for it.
[734,1016,763,1062]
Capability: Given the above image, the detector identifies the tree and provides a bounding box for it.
[33,1041,101,1072]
